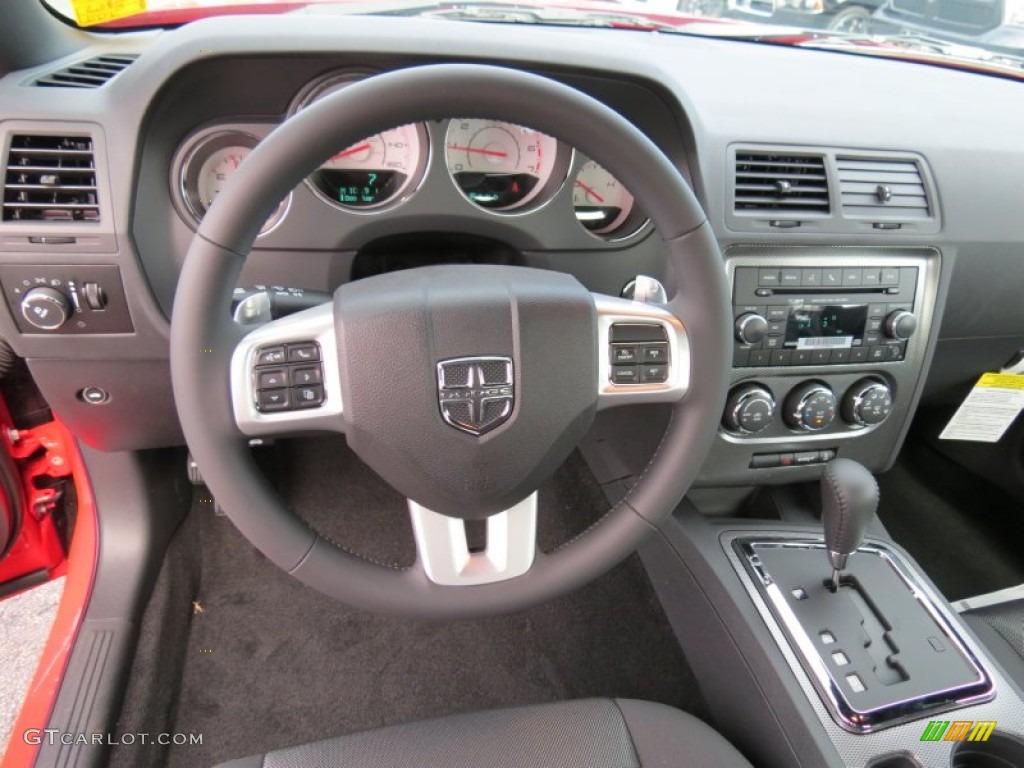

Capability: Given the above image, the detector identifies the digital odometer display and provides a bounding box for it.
[785,304,868,349]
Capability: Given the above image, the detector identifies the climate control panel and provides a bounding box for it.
[722,377,893,438]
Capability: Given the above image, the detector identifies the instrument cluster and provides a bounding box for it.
[170,70,648,243]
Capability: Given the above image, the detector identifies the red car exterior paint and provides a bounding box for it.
[2,418,98,768]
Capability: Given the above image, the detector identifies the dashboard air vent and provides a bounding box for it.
[3,135,100,223]
[34,54,138,89]
[734,152,830,214]
[836,157,930,219]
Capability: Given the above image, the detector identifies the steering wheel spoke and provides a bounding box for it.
[409,493,538,586]
[594,294,690,409]
[230,302,344,436]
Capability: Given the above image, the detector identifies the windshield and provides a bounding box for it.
[42,0,1024,78]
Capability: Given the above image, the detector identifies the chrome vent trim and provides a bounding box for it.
[836,156,930,220]
[734,151,830,214]
[3,135,100,223]
[34,54,138,89]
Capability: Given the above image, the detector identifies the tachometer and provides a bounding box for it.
[445,120,566,211]
[572,160,644,238]
[292,73,428,211]
[176,131,289,236]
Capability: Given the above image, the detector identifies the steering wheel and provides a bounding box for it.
[170,64,731,619]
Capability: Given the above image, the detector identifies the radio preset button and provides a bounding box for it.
[749,349,772,367]
[771,350,792,366]
[792,350,813,366]
[880,268,900,286]
[850,347,869,363]
[842,268,863,286]
[811,349,831,365]
[830,349,851,364]
[862,269,881,286]
[758,269,781,287]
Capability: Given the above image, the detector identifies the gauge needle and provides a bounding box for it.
[574,180,605,204]
[448,144,509,158]
[332,143,372,160]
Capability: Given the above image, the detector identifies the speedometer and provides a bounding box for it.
[445,120,567,211]
[292,73,428,211]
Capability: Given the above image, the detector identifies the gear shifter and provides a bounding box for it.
[820,458,879,590]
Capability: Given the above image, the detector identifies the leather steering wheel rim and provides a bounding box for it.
[170,64,731,619]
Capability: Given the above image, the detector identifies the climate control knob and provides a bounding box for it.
[723,384,776,434]
[784,382,837,432]
[734,313,769,345]
[842,378,893,427]
[21,287,70,330]
[884,310,917,340]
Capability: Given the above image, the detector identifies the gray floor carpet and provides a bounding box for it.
[115,438,706,767]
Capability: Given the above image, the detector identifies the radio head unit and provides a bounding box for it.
[732,265,919,368]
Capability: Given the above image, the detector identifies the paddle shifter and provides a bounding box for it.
[820,459,879,591]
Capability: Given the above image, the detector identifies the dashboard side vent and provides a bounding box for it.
[34,54,138,89]
[3,135,100,223]
[836,157,930,220]
[734,152,830,214]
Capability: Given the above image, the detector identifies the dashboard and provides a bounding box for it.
[0,13,1023,486]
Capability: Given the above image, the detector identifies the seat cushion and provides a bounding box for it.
[962,598,1024,691]
[216,698,752,768]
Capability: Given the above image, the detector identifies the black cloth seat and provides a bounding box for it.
[217,698,753,768]
[962,598,1024,691]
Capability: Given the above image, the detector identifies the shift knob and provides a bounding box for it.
[821,458,879,588]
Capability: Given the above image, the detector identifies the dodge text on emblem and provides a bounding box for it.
[436,356,514,435]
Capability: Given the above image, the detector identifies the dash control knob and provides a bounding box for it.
[21,286,71,330]
[734,313,769,345]
[723,384,776,434]
[784,382,837,432]
[842,378,893,427]
[884,310,917,341]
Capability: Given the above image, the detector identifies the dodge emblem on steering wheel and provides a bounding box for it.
[436,356,514,435]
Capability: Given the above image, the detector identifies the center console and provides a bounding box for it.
[696,246,941,487]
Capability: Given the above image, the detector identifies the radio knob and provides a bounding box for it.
[735,313,769,345]
[842,378,893,427]
[884,310,917,341]
[21,286,70,330]
[784,382,837,432]
[723,384,775,434]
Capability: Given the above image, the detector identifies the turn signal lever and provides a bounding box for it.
[820,458,879,591]
[232,286,332,326]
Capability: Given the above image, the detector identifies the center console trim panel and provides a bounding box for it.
[722,529,1024,767]
[736,537,994,733]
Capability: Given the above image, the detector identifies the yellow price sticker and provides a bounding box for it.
[70,0,147,27]
[977,373,1024,391]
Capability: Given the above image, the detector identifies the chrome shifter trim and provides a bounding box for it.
[736,538,993,733]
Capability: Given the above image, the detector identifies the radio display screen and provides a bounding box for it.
[785,304,868,349]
